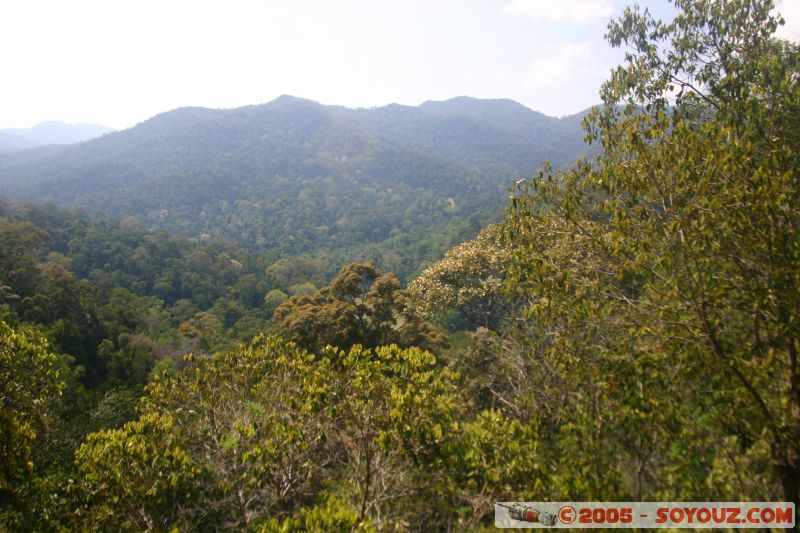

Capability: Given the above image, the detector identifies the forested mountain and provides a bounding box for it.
[2,1,799,530]
[0,121,113,152]
[0,97,591,278]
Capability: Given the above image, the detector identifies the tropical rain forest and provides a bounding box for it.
[1,0,799,530]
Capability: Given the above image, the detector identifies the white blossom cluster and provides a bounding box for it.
[407,224,511,320]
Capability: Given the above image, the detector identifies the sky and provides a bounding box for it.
[0,0,798,130]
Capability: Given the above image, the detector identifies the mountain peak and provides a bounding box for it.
[421,95,532,111]
[266,95,322,108]
[418,96,549,126]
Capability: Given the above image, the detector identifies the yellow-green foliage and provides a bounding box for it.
[506,0,798,505]
[73,336,461,530]
[0,320,62,490]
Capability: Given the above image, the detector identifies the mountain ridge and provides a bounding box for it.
[0,121,114,152]
[0,95,595,278]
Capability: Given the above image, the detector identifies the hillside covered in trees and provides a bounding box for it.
[2,0,799,530]
[0,97,591,280]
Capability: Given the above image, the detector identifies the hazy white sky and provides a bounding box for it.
[0,0,797,130]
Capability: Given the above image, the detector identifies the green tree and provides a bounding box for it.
[0,220,48,290]
[74,412,202,530]
[506,0,798,505]
[73,336,461,530]
[75,338,322,530]
[0,320,63,521]
[263,289,289,314]
[265,256,328,287]
[274,263,448,353]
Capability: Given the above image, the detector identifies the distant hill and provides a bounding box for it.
[0,121,114,152]
[0,96,595,277]
[0,131,37,152]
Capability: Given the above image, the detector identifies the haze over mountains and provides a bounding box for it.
[0,95,593,277]
[0,121,114,152]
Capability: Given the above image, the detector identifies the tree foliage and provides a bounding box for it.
[73,336,460,530]
[0,320,63,521]
[0,97,591,280]
[506,0,799,505]
[408,224,512,329]
[274,263,448,353]
[3,1,798,529]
